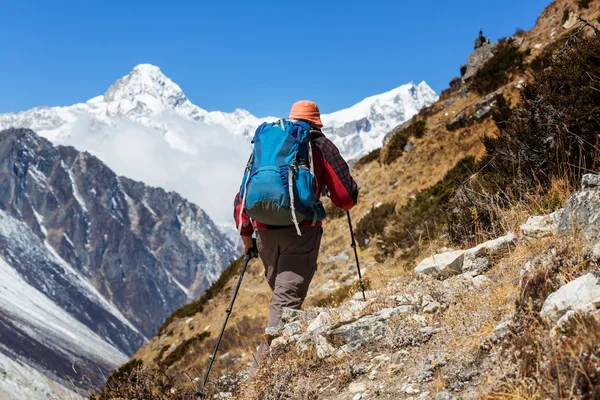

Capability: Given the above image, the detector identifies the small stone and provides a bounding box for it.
[415,250,465,280]
[352,395,363,400]
[402,383,420,394]
[436,390,453,400]
[349,382,367,394]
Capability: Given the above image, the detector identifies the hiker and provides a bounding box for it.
[233,100,359,328]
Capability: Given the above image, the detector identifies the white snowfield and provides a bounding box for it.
[0,64,437,224]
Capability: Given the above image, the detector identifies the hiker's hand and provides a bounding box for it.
[241,235,254,256]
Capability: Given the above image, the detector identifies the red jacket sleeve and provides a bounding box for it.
[233,192,254,236]
[312,135,359,210]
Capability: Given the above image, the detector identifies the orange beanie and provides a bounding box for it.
[289,100,323,128]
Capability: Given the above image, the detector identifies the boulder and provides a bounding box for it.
[295,334,335,359]
[415,250,465,280]
[465,232,516,258]
[521,211,562,239]
[558,174,600,239]
[541,274,600,323]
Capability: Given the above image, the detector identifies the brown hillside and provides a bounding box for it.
[105,0,600,398]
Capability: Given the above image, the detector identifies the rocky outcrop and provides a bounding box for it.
[558,174,600,239]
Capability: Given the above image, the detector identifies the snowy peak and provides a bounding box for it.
[323,81,436,128]
[320,81,438,159]
[98,64,189,117]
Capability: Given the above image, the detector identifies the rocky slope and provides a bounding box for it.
[105,1,600,399]
[0,128,232,398]
[0,65,437,223]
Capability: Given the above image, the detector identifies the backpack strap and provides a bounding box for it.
[288,165,302,236]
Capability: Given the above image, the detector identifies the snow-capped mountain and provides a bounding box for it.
[0,64,437,224]
[0,128,233,398]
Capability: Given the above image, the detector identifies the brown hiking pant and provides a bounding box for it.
[256,226,323,327]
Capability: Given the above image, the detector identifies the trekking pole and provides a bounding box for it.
[346,211,366,301]
[196,240,258,398]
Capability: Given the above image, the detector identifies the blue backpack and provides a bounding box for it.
[237,119,325,236]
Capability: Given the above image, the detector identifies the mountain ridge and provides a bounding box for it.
[0,65,437,224]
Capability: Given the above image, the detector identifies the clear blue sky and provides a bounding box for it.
[1,0,549,117]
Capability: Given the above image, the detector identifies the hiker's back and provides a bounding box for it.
[238,119,324,233]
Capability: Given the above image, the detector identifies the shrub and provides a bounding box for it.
[160,332,210,368]
[324,201,345,219]
[472,39,526,95]
[158,257,245,334]
[354,203,396,248]
[354,148,381,168]
[383,120,427,165]
[579,0,594,8]
[480,32,600,192]
[377,156,475,259]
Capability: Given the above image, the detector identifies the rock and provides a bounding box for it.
[463,42,500,80]
[446,110,468,131]
[324,250,350,265]
[436,391,453,400]
[521,211,561,239]
[488,318,513,345]
[461,256,490,275]
[349,382,367,394]
[465,232,516,258]
[282,321,302,338]
[280,308,306,325]
[352,394,363,400]
[559,175,600,239]
[270,336,288,350]
[541,274,600,322]
[307,312,332,333]
[375,305,414,319]
[423,301,441,314]
[296,334,335,359]
[402,383,420,394]
[415,250,465,280]
[265,325,283,337]
[327,317,387,347]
